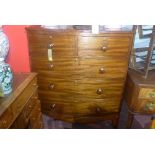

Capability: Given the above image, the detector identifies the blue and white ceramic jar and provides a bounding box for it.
[0,26,13,96]
[0,26,9,59]
[0,58,13,96]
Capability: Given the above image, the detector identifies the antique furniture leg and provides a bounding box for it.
[150,115,155,129]
[112,114,119,128]
[126,111,134,129]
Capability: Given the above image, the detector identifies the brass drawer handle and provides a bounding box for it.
[50,104,56,110]
[99,67,105,74]
[48,84,55,90]
[102,46,107,52]
[96,88,103,95]
[28,105,32,108]
[149,91,155,97]
[144,102,155,110]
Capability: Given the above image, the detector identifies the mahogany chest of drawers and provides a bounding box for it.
[0,73,43,129]
[26,26,133,127]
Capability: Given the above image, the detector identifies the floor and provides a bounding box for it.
[42,100,152,129]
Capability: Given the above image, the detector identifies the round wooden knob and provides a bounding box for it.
[99,67,105,74]
[96,107,101,113]
[96,88,103,95]
[50,104,56,110]
[49,64,54,69]
[102,46,107,51]
[2,120,7,125]
[48,84,55,90]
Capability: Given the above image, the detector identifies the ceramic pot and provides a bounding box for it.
[0,58,13,96]
[0,26,9,60]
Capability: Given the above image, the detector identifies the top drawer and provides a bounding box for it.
[28,33,76,49]
[78,36,130,50]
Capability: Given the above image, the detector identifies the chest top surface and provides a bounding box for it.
[26,25,133,36]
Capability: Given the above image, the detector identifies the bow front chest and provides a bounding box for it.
[26,26,133,127]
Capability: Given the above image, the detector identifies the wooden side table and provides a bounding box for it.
[125,69,155,128]
[0,73,43,129]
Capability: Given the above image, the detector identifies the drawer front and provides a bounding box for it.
[29,34,75,49]
[31,58,128,79]
[0,107,14,128]
[41,98,121,116]
[134,99,155,114]
[78,58,128,78]
[139,88,155,99]
[38,76,124,99]
[11,77,38,117]
[29,100,43,128]
[22,90,38,120]
[78,36,130,50]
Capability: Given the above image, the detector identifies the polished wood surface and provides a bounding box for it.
[26,26,133,126]
[0,73,43,129]
[125,69,155,128]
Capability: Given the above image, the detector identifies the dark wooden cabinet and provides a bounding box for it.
[125,69,155,128]
[26,26,133,127]
[0,73,43,129]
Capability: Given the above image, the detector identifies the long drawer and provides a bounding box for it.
[41,98,121,116]
[38,77,124,99]
[31,57,128,79]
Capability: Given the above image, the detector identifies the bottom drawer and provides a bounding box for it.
[41,98,121,116]
[133,99,155,114]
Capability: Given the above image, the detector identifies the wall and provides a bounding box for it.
[3,25,30,73]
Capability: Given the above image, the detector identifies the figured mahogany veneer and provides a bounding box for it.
[26,26,133,127]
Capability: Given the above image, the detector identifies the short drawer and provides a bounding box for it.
[11,77,38,117]
[0,107,14,128]
[29,34,76,49]
[78,36,130,50]
[139,88,155,98]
